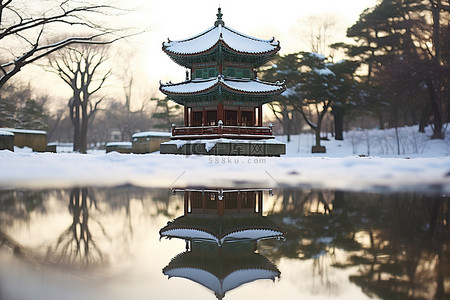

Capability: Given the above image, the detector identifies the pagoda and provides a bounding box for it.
[159,8,286,156]
[160,188,285,299]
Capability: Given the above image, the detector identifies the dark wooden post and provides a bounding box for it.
[184,191,189,214]
[258,105,263,126]
[217,194,224,216]
[171,123,176,136]
[184,106,189,126]
[202,109,206,126]
[237,191,241,213]
[202,192,206,213]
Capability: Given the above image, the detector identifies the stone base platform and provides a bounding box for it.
[160,138,285,157]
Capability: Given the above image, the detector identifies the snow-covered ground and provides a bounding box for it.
[1,125,449,192]
[281,125,450,158]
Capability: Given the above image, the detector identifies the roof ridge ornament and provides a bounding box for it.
[214,7,225,27]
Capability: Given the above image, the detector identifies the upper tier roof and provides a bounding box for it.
[162,8,280,67]
[163,25,279,56]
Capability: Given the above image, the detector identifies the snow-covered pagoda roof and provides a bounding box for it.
[159,214,285,245]
[163,25,279,55]
[163,250,280,300]
[162,8,280,67]
[160,76,286,104]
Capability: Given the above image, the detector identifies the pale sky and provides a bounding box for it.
[21,0,378,109]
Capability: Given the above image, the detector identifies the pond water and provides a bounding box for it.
[0,186,449,300]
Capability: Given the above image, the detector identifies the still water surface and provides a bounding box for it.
[0,186,449,300]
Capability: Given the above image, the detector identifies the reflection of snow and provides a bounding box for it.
[316,237,333,244]
[162,228,284,245]
[311,250,327,259]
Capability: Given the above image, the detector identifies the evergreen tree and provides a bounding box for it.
[0,81,48,130]
[263,52,358,152]
[336,0,449,138]
[151,97,182,130]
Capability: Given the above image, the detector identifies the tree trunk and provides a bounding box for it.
[426,76,444,139]
[285,119,292,143]
[69,97,81,152]
[333,104,344,140]
[312,125,326,153]
[419,103,430,133]
[428,0,445,139]
[80,104,89,154]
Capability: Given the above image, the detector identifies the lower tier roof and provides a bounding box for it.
[159,214,285,245]
[160,76,286,100]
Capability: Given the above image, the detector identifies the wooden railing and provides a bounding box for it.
[171,122,273,139]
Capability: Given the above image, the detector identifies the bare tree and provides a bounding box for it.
[0,0,127,89]
[305,15,341,56]
[266,101,296,142]
[48,44,111,153]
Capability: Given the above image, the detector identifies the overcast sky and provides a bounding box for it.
[23,0,378,108]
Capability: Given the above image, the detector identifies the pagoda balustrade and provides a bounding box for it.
[171,122,273,139]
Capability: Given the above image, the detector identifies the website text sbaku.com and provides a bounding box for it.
[208,157,267,165]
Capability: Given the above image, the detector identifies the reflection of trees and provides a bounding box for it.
[46,188,107,268]
[0,186,177,271]
[265,190,450,299]
[0,190,45,227]
[346,194,450,300]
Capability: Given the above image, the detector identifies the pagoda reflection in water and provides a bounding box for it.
[160,188,285,299]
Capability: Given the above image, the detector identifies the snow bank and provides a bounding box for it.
[0,130,14,136]
[131,131,171,138]
[280,125,450,158]
[1,125,448,192]
[0,151,449,193]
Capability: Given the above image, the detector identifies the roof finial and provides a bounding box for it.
[214,7,225,27]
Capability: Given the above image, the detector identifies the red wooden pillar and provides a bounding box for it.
[258,105,263,126]
[217,103,224,123]
[237,108,241,126]
[184,106,189,126]
[202,109,206,126]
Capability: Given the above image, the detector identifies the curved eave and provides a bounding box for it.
[160,227,220,243]
[160,227,285,244]
[163,41,280,68]
[221,79,286,96]
[160,78,286,98]
[163,40,280,57]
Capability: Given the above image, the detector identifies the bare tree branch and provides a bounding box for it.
[0,0,139,89]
